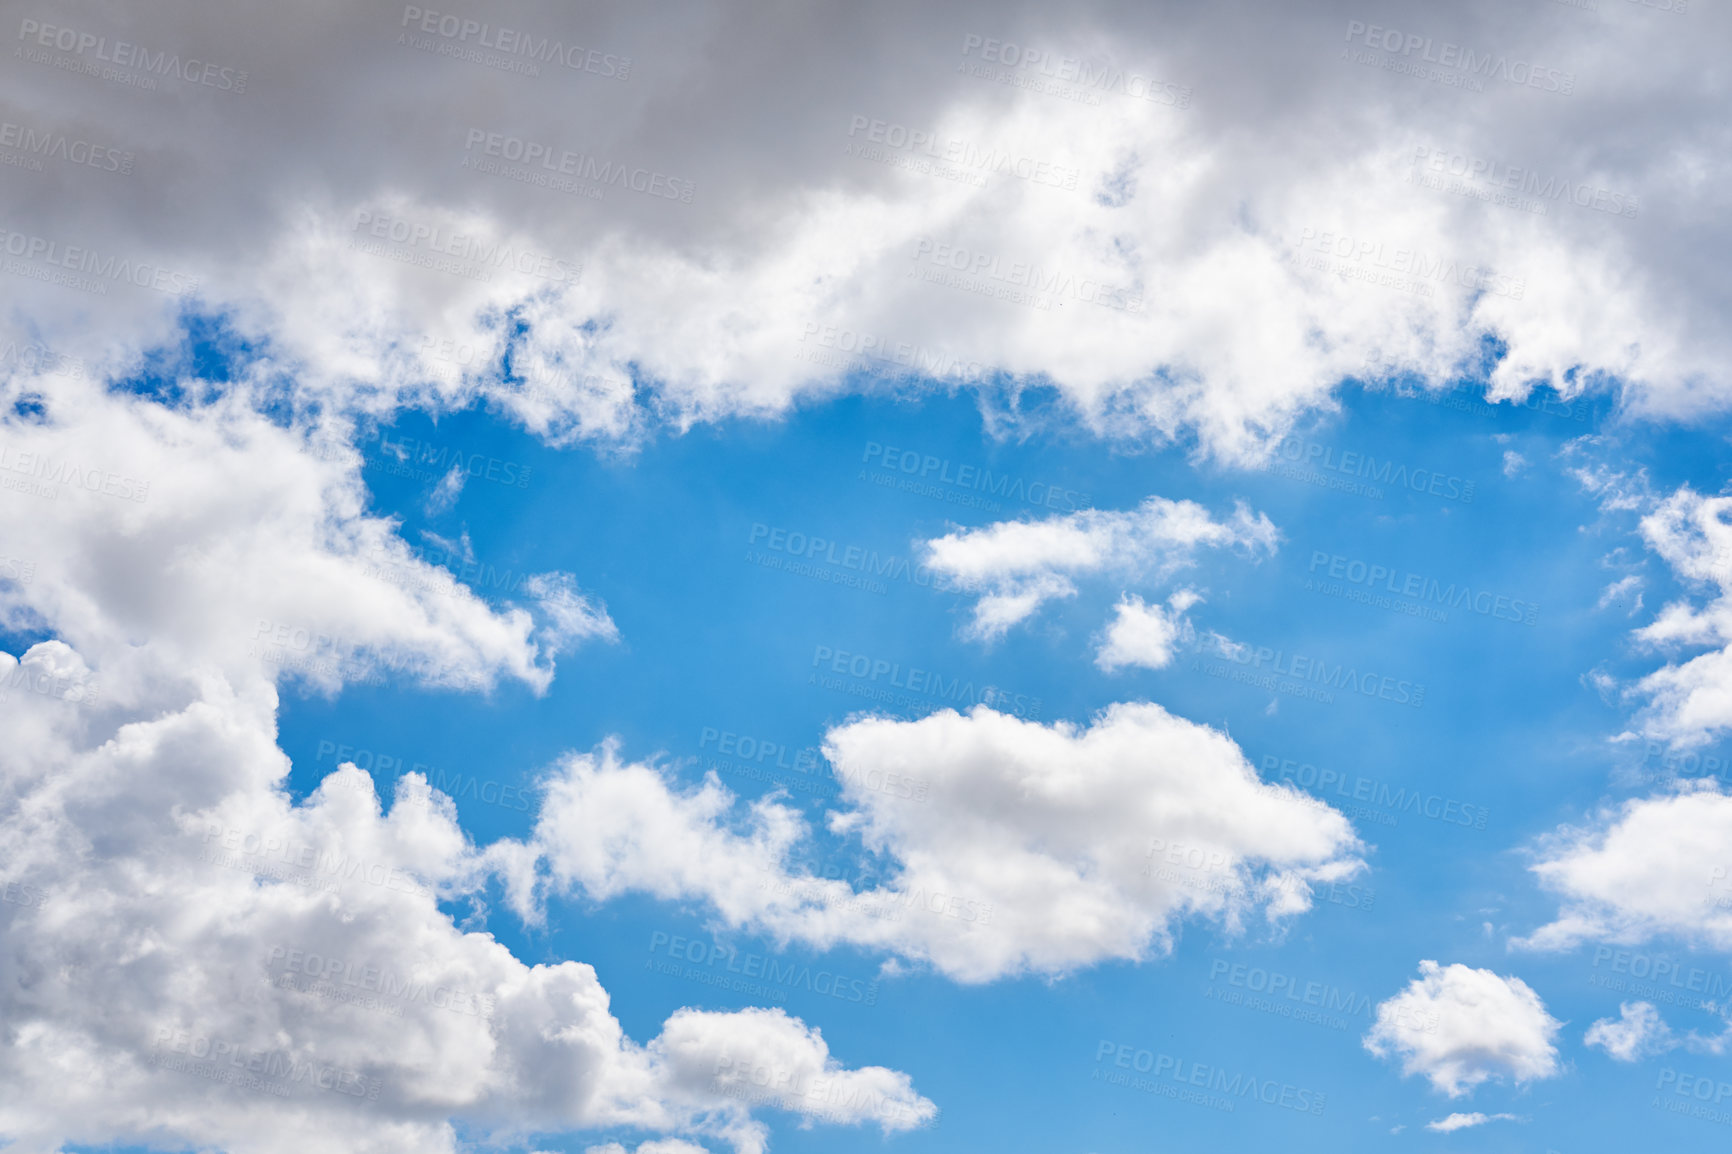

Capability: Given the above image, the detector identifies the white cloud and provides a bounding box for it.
[1425,1112,1520,1132]
[1583,1001,1732,1061]
[1501,450,1529,478]
[589,1141,714,1154]
[1597,574,1644,615]
[1095,590,1202,671]
[1514,781,1732,953]
[425,463,466,514]
[1585,1002,1675,1062]
[526,571,621,658]
[498,701,1363,983]
[9,2,1732,463]
[922,497,1275,640]
[1621,487,1732,747]
[0,382,923,1154]
[1364,961,1562,1097]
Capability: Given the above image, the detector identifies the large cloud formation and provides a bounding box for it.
[4,0,1730,463]
[0,374,928,1154]
[495,701,1364,983]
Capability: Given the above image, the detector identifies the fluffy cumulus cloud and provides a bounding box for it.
[496,701,1363,983]
[922,497,1274,640]
[0,379,924,1153]
[7,0,1732,464]
[1515,781,1732,953]
[1095,589,1202,671]
[1364,961,1562,1097]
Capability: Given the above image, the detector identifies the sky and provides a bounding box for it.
[3,1,1732,1152]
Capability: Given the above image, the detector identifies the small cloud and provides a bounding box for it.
[421,528,477,566]
[1365,961,1561,1097]
[1426,1112,1521,1133]
[1596,574,1645,615]
[1503,450,1530,478]
[1585,1001,1674,1061]
[425,463,466,514]
[1094,589,1201,672]
[525,572,619,658]
[1586,1000,1732,1060]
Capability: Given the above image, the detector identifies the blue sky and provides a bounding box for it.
[9,2,1732,1152]
[240,371,1723,1150]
